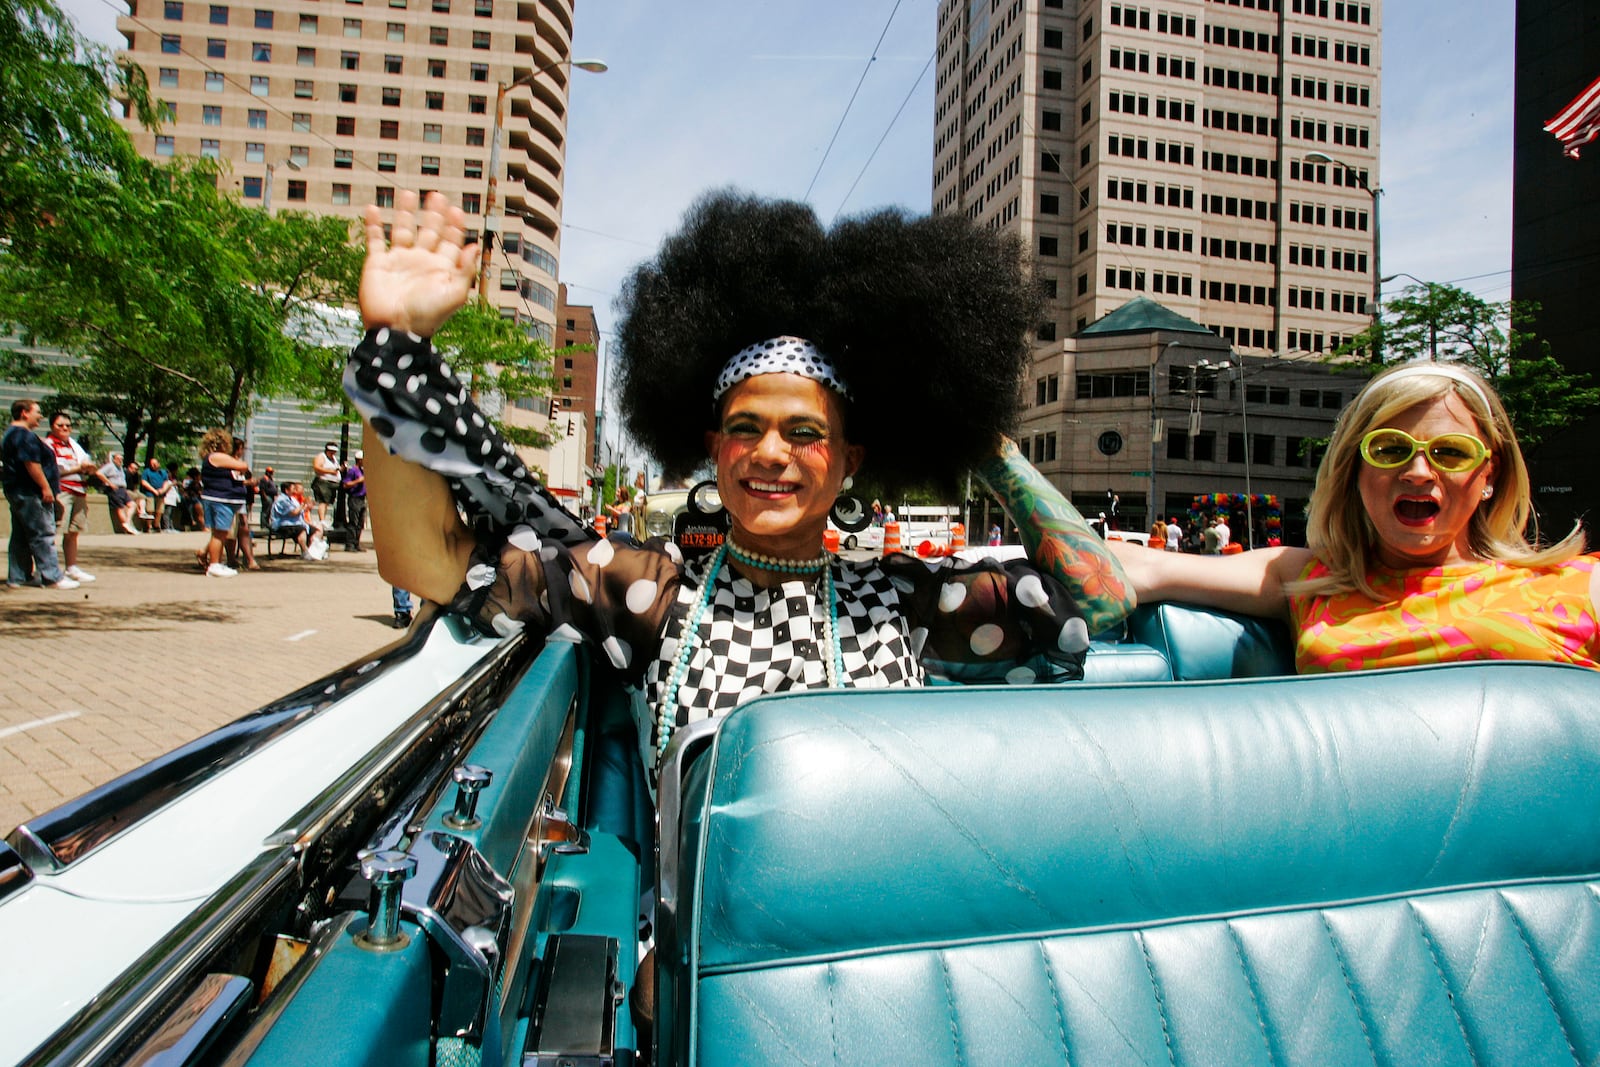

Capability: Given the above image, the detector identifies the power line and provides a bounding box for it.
[802,0,906,204]
[830,49,934,221]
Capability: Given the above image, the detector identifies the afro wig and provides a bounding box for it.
[615,190,1043,494]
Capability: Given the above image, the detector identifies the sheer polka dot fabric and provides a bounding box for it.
[712,336,852,401]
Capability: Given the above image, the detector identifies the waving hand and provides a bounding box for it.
[360,190,479,337]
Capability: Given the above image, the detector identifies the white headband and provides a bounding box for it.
[1378,363,1493,412]
[712,336,852,401]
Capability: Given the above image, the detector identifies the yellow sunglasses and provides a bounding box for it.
[1359,428,1490,473]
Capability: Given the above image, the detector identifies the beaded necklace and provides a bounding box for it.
[656,540,844,756]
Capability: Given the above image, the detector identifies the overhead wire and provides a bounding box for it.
[801,0,907,204]
[830,49,935,222]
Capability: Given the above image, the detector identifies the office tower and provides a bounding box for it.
[932,0,1381,355]
[1512,0,1600,534]
[114,0,579,339]
[554,283,600,473]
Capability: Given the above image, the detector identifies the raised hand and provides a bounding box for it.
[360,190,479,337]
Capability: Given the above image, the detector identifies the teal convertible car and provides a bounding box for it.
[4,601,1599,1066]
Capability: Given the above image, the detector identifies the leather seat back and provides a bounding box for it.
[682,663,1600,1066]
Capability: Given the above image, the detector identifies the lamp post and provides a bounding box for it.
[261,157,301,214]
[1197,357,1254,549]
[1152,339,1191,532]
[475,57,608,303]
[1305,151,1380,362]
[1380,271,1439,361]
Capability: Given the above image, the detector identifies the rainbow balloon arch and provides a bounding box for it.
[1189,493,1282,538]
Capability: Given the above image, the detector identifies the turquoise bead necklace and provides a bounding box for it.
[656,537,843,756]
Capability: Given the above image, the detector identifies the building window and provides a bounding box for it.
[334,148,353,168]
[253,7,271,27]
[429,25,447,44]
[461,192,481,213]
[202,104,221,124]
[468,95,486,114]
[164,0,183,18]
[339,83,357,103]
[469,62,488,82]
[375,186,395,208]
[159,67,179,87]
[252,41,270,61]
[205,71,225,91]
[245,141,265,162]
[1191,431,1216,462]
[428,58,446,78]
[297,46,316,67]
[289,145,309,167]
[379,119,399,139]
[207,37,225,56]
[1043,69,1062,91]
[250,75,269,95]
[209,4,228,23]
[1043,28,1063,48]
[1038,322,1058,341]
[295,79,314,97]
[157,100,177,122]
[1039,236,1058,256]
[377,151,396,171]
[382,86,401,106]
[386,20,404,40]
[336,114,355,135]
[1040,194,1059,215]
[332,183,352,205]
[432,0,449,9]
[472,29,490,48]
[299,13,317,31]
[465,126,485,146]
[154,135,175,156]
[1041,110,1061,132]
[418,91,440,111]
[288,112,310,132]
[161,33,181,53]
[421,155,440,175]
[474,0,491,14]
[463,158,482,178]
[423,123,442,142]
[344,17,362,35]
[242,175,262,199]
[286,179,307,202]
[341,50,359,69]
[384,54,402,74]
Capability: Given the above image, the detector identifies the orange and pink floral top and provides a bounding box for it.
[1290,555,1600,674]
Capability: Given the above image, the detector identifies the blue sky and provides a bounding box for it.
[62,0,1521,340]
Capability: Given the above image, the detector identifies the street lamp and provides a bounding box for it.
[1305,151,1381,361]
[475,57,608,302]
[1196,357,1254,549]
[1380,271,1439,361]
[261,157,301,214]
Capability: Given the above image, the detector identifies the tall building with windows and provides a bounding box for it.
[114,0,578,339]
[933,0,1381,530]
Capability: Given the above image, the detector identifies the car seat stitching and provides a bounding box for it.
[1496,890,1582,1066]
[1225,920,1280,1067]
[826,962,840,1067]
[1035,941,1074,1067]
[1135,931,1179,1067]
[1406,901,1483,1067]
[1317,911,1380,1066]
[938,950,967,1067]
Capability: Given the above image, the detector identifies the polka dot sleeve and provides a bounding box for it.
[344,327,597,547]
[453,526,686,683]
[883,554,1092,683]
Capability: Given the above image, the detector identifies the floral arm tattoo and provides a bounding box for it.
[975,436,1137,634]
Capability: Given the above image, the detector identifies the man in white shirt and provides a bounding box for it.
[46,412,96,581]
[1165,517,1182,552]
[97,451,140,535]
[1215,516,1231,549]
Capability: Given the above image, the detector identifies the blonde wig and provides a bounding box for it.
[1297,361,1585,598]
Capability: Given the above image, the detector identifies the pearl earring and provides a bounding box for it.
[1482,487,1494,499]
[841,476,853,492]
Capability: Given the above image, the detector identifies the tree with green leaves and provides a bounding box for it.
[1336,282,1600,452]
[431,301,588,451]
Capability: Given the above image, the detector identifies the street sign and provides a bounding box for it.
[1131,471,1150,477]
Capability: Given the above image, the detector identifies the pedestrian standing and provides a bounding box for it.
[310,442,341,529]
[1165,517,1182,552]
[140,457,172,533]
[3,399,77,589]
[258,466,278,528]
[45,411,96,582]
[342,451,367,551]
[198,428,248,578]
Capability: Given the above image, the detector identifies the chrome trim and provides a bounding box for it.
[0,839,34,906]
[20,849,300,1067]
[122,972,254,1067]
[6,606,452,871]
[654,716,721,960]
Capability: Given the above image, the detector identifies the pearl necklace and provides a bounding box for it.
[724,534,828,574]
[656,542,844,756]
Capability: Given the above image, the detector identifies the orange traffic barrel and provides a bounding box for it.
[1221,541,1245,555]
[822,528,840,553]
[949,522,967,550]
[594,514,608,537]
[883,521,902,555]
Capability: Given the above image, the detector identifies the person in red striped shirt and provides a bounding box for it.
[46,412,96,583]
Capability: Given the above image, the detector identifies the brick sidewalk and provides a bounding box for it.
[0,532,406,833]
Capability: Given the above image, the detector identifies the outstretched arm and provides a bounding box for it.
[975,437,1135,634]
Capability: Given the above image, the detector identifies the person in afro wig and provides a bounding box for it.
[344,190,1135,773]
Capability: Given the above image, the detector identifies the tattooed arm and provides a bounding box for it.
[975,436,1136,634]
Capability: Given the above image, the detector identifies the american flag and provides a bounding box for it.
[1545,74,1600,159]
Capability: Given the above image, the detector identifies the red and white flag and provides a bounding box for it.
[1545,73,1600,159]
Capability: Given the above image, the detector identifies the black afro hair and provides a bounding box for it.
[614,189,1043,494]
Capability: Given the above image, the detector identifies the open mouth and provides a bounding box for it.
[741,479,799,499]
[1394,498,1440,526]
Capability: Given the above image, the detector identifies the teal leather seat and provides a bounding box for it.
[1126,601,1295,678]
[668,663,1600,1066]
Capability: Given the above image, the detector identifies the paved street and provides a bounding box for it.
[0,532,402,834]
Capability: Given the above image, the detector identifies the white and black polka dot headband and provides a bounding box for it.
[712,336,852,401]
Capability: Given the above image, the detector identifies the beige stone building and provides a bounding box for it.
[933,0,1380,534]
[114,0,581,341]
